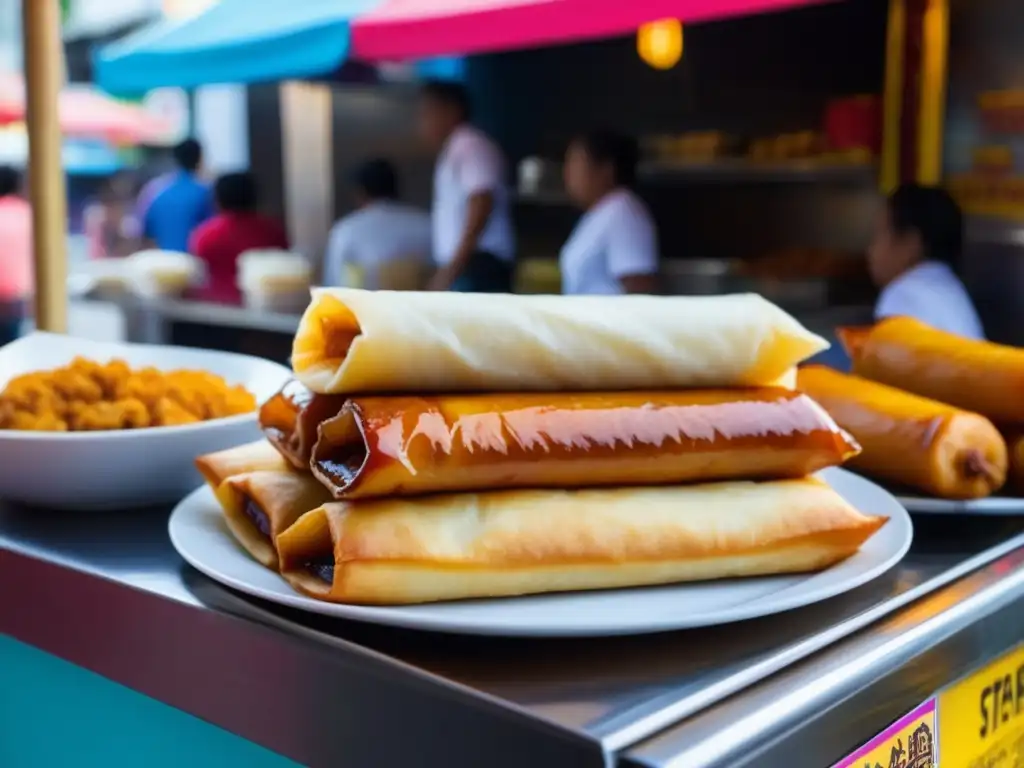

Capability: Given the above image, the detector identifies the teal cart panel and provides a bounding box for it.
[0,634,303,768]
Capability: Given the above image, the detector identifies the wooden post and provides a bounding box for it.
[23,0,67,333]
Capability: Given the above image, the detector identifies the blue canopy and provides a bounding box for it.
[95,0,383,95]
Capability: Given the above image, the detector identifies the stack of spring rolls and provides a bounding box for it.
[196,288,887,606]
[798,316,1024,500]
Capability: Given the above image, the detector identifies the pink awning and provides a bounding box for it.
[351,0,829,61]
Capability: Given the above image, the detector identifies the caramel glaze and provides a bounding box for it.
[840,316,1024,425]
[798,365,1007,499]
[310,388,860,500]
[259,380,346,469]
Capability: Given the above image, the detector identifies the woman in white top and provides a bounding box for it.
[867,183,984,339]
[323,158,432,290]
[560,131,659,295]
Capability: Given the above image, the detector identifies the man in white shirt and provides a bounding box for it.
[417,81,515,292]
[868,184,984,340]
[323,158,432,290]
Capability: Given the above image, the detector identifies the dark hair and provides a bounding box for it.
[0,166,20,197]
[353,158,399,200]
[573,130,640,187]
[420,79,470,121]
[888,184,963,268]
[214,172,258,213]
[172,138,202,172]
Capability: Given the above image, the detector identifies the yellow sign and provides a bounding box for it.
[939,644,1024,767]
[833,699,935,768]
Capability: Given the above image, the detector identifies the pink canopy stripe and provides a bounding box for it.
[352,0,831,60]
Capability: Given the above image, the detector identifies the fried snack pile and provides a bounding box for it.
[0,357,256,432]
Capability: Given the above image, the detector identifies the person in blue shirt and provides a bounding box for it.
[137,138,214,252]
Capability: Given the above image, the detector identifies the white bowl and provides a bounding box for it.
[0,333,292,510]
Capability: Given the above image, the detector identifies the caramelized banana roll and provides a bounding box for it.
[276,479,887,605]
[798,365,1007,499]
[840,316,1024,425]
[213,469,333,570]
[259,380,346,469]
[310,388,860,500]
[195,439,289,490]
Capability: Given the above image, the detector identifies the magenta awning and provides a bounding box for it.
[351,0,829,60]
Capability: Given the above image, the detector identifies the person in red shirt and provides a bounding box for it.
[188,171,288,303]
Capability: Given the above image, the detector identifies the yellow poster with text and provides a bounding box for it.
[939,644,1024,767]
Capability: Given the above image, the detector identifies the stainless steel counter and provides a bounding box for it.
[3,505,1024,766]
[116,296,302,343]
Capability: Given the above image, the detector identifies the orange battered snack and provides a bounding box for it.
[0,356,256,432]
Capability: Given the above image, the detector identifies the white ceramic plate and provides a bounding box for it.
[896,494,1024,515]
[169,467,913,637]
[0,333,291,509]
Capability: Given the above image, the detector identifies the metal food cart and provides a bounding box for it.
[3,507,1024,765]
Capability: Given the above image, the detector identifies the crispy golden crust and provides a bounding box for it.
[215,469,333,570]
[798,365,1007,499]
[276,479,887,605]
[840,316,1024,424]
[195,440,289,490]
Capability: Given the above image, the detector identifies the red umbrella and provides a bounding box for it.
[0,73,169,144]
[351,0,829,61]
[58,87,171,144]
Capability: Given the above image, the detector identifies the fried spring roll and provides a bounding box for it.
[214,469,333,570]
[259,381,347,469]
[798,365,1007,499]
[310,389,861,499]
[292,288,827,394]
[195,440,289,490]
[276,479,887,605]
[840,316,1024,424]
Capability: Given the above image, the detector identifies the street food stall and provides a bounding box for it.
[7,2,1024,767]
[80,0,879,360]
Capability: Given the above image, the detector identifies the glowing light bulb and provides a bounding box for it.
[637,19,683,71]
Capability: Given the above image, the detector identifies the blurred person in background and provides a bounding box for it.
[137,138,214,252]
[323,158,431,290]
[84,173,140,259]
[417,80,514,292]
[0,166,32,345]
[189,171,288,304]
[561,130,658,295]
[868,183,983,339]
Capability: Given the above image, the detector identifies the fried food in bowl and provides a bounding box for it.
[0,357,257,432]
[0,333,291,508]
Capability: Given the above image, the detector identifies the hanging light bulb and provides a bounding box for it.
[637,19,683,71]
